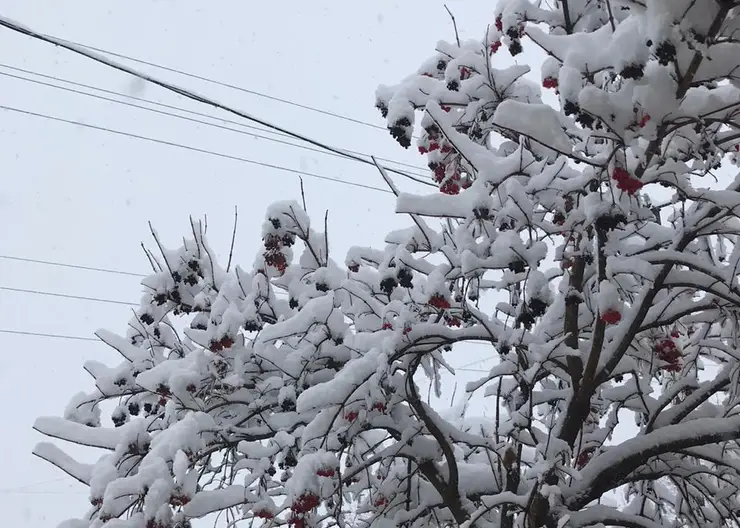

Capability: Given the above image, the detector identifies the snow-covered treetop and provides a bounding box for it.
[36,1,740,527]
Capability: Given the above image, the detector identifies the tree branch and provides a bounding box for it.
[566,416,740,508]
[635,3,732,179]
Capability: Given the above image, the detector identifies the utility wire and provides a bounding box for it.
[0,277,496,357]
[0,328,100,342]
[0,16,427,187]
[0,103,393,194]
[0,254,147,277]
[0,285,138,307]
[0,63,429,177]
[0,490,87,495]
[0,478,73,493]
[0,328,491,372]
[55,38,390,134]
[0,255,497,362]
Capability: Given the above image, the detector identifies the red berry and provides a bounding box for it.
[372,402,386,412]
[345,411,358,422]
[428,141,440,152]
[429,294,451,309]
[575,447,595,469]
[612,167,630,182]
[601,309,621,324]
[441,105,452,112]
[459,66,472,80]
[418,145,428,154]
[293,493,320,514]
[289,516,305,528]
[374,495,388,507]
[264,251,288,273]
[440,181,460,195]
[169,493,191,507]
[220,336,234,349]
[403,326,412,335]
[255,509,274,520]
[316,467,336,477]
[263,235,281,250]
[495,15,503,31]
[433,165,446,183]
[446,316,461,327]
[542,77,558,89]
[639,114,651,127]
[490,41,502,54]
[612,168,642,195]
[381,322,393,330]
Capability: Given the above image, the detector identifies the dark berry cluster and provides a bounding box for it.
[654,41,676,66]
[620,63,644,80]
[389,117,412,148]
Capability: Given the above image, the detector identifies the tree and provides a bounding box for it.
[34,1,740,527]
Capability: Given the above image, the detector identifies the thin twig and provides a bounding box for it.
[324,210,330,264]
[140,242,159,272]
[226,205,238,273]
[299,177,308,212]
[444,5,461,47]
[605,0,616,31]
[148,221,174,277]
[561,0,574,33]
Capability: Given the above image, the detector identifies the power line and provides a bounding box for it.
[0,328,492,372]
[0,490,87,495]
[0,103,394,194]
[0,256,496,364]
[0,254,146,277]
[0,328,100,342]
[56,38,390,134]
[0,16,426,187]
[457,356,495,370]
[0,285,138,307]
[0,478,73,493]
[0,64,430,177]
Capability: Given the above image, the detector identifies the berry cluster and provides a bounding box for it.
[262,217,295,275]
[496,14,525,56]
[389,117,413,148]
[374,494,388,507]
[575,446,596,469]
[429,293,451,310]
[208,335,235,353]
[611,167,643,195]
[542,76,558,90]
[428,161,471,195]
[254,509,274,520]
[654,40,677,66]
[601,309,621,324]
[654,336,681,372]
[620,63,644,80]
[316,467,336,477]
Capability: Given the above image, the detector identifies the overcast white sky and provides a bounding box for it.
[0,2,541,525]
